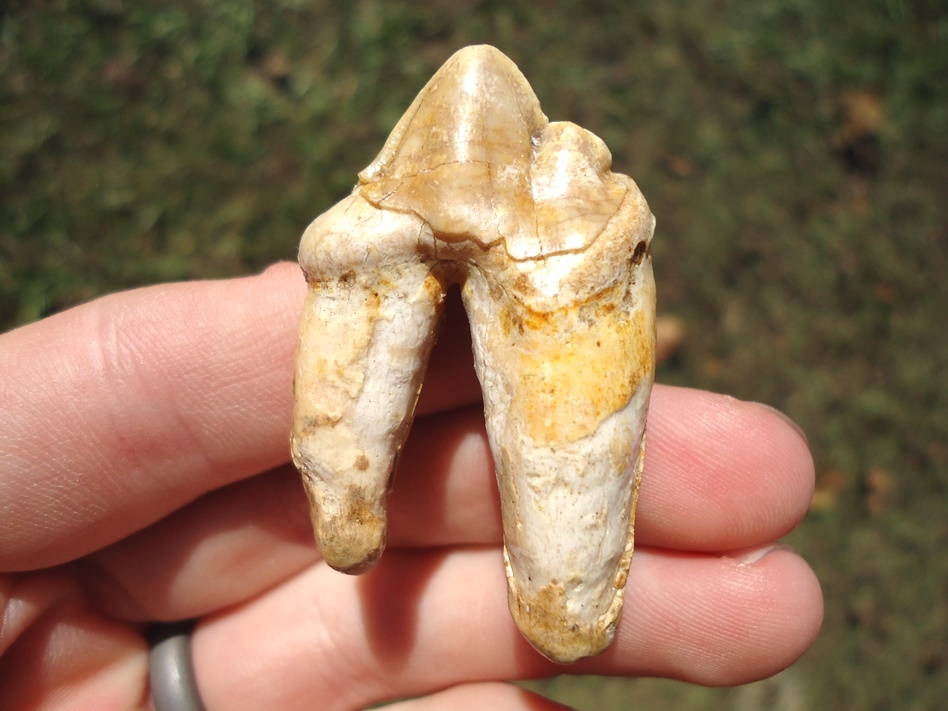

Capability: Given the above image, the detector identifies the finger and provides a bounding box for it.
[83,391,812,621]
[80,465,321,621]
[385,682,574,711]
[0,572,148,709]
[0,264,481,571]
[639,386,815,550]
[191,547,822,711]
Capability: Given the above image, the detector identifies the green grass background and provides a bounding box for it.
[2,1,946,709]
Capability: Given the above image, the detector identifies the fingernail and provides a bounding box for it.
[751,402,810,447]
[731,543,795,566]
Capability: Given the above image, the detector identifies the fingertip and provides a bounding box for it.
[709,547,823,684]
[640,387,816,551]
[735,547,824,678]
[611,547,824,686]
[745,400,816,522]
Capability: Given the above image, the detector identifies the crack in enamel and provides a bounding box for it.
[291,45,656,664]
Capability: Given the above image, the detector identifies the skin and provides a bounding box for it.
[0,262,822,710]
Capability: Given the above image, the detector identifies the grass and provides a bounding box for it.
[2,1,947,708]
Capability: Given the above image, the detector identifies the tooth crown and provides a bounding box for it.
[292,45,656,663]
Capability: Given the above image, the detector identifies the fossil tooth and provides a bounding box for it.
[291,45,656,663]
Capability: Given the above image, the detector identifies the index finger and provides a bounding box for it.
[0,263,481,571]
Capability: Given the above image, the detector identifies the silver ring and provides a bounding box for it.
[149,622,207,711]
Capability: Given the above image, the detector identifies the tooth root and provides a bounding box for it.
[291,199,443,573]
[463,257,656,663]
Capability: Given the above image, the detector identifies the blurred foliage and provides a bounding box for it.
[2,0,947,709]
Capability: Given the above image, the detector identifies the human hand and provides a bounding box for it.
[0,263,822,710]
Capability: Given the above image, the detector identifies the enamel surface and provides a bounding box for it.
[291,45,656,663]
